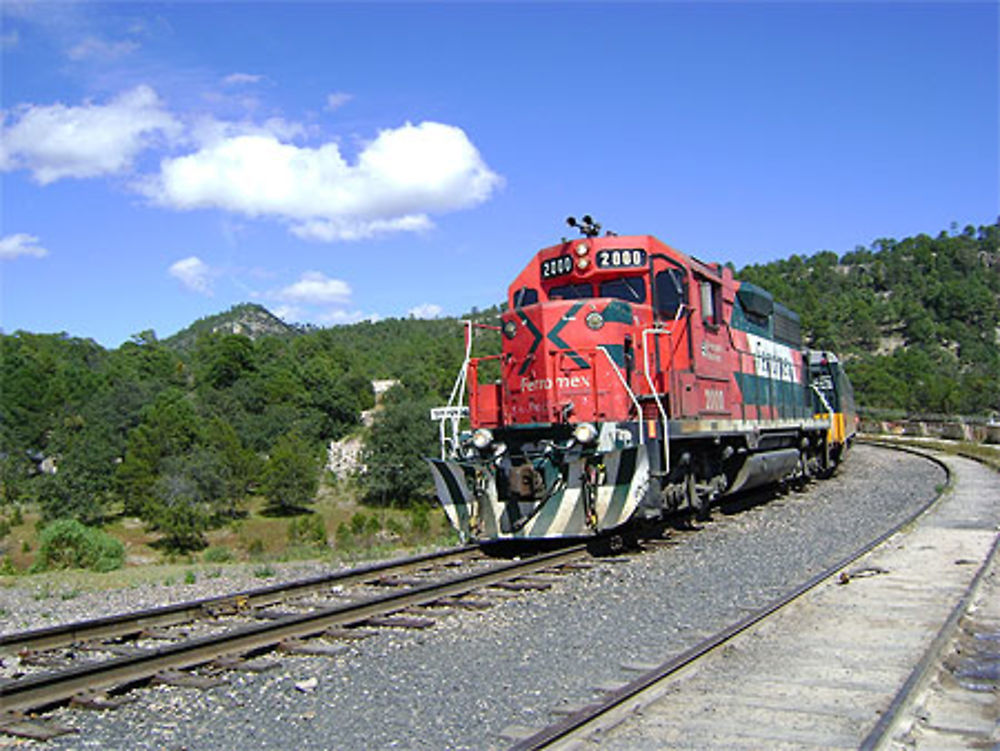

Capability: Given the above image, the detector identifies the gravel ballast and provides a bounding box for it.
[3,444,945,750]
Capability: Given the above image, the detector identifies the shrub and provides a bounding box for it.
[31,519,124,573]
[287,514,327,548]
[385,517,405,537]
[409,505,430,536]
[335,522,352,550]
[246,538,265,558]
[202,546,234,563]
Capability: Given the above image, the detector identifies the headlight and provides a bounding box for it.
[573,422,599,445]
[575,243,589,256]
[577,257,590,271]
[503,320,518,340]
[585,311,604,330]
[472,428,493,450]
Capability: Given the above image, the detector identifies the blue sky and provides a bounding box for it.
[1,1,997,348]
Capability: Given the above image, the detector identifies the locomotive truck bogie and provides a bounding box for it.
[430,220,855,542]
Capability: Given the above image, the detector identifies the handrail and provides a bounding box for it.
[434,320,497,459]
[596,346,645,446]
[641,327,672,475]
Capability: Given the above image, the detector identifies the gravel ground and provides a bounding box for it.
[2,444,945,750]
[0,559,394,637]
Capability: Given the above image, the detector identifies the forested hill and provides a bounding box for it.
[164,303,299,350]
[0,307,495,530]
[737,221,1000,416]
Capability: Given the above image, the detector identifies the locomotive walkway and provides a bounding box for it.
[548,450,1000,749]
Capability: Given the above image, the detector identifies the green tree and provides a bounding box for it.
[260,432,320,515]
[145,457,213,551]
[361,385,439,506]
[115,388,202,516]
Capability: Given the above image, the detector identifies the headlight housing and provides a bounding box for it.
[573,422,599,445]
[585,311,605,330]
[471,428,493,450]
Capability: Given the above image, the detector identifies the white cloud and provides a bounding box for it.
[146,120,502,241]
[276,271,351,305]
[223,73,264,86]
[408,303,443,319]
[0,233,48,260]
[318,309,381,325]
[291,214,432,242]
[271,304,305,323]
[168,255,213,295]
[67,36,139,61]
[325,92,352,111]
[187,115,306,146]
[1,85,502,242]
[0,85,180,184]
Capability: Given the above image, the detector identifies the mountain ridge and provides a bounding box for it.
[163,303,299,350]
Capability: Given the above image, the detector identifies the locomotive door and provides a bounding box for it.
[648,257,690,414]
[690,273,732,420]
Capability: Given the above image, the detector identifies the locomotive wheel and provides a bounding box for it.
[687,472,710,521]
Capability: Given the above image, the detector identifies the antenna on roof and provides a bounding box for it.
[566,215,602,238]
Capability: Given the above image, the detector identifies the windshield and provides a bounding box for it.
[549,283,593,300]
[599,276,646,303]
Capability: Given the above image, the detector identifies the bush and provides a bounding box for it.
[409,505,430,535]
[349,512,380,538]
[335,522,352,550]
[246,538,265,557]
[202,546,234,563]
[31,519,124,573]
[287,514,327,548]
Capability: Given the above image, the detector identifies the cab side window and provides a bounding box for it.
[699,279,722,326]
[655,268,687,317]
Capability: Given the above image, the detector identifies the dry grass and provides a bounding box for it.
[0,475,457,582]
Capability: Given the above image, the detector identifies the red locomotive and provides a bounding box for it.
[430,216,855,542]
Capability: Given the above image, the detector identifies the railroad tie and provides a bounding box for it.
[211,655,280,673]
[151,670,227,690]
[70,690,137,711]
[278,638,350,657]
[362,615,436,629]
[0,713,77,741]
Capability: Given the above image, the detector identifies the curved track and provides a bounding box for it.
[509,443,955,750]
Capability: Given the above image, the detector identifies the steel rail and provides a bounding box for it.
[0,545,478,655]
[1,545,588,714]
[858,446,1000,750]
[508,445,951,750]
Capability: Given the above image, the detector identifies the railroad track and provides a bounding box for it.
[507,445,956,750]
[0,544,478,655]
[0,544,589,728]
